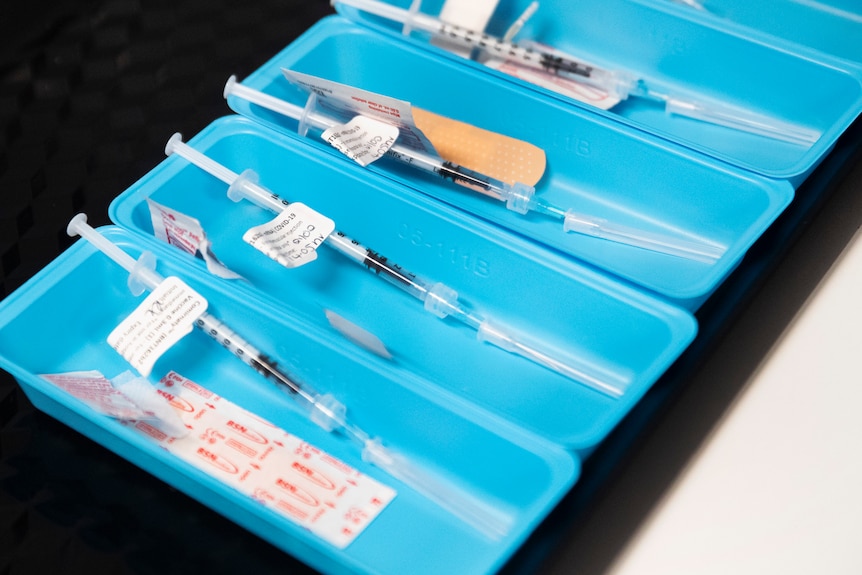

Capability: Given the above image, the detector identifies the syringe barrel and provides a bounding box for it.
[165,133,238,186]
[166,135,294,215]
[574,66,637,101]
[336,0,631,98]
[221,161,483,323]
[194,312,318,406]
[384,145,446,175]
[385,146,516,204]
[222,78,528,210]
[225,76,304,123]
[521,46,637,100]
[68,213,163,292]
[227,169,290,213]
[323,231,481,326]
[324,230,438,303]
[428,22,637,100]
[194,148,454,316]
[224,76,331,135]
[192,295,376,441]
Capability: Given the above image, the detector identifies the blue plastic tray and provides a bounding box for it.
[334,0,862,183]
[109,116,697,450]
[0,226,578,575]
[225,19,795,308]
[640,0,862,68]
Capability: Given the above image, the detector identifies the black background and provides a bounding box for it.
[0,2,332,573]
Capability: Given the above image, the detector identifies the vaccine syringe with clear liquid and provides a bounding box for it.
[331,0,819,146]
[224,77,724,263]
[66,212,515,539]
[164,133,630,398]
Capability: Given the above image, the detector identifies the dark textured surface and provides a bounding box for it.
[0,0,333,298]
[0,2,332,573]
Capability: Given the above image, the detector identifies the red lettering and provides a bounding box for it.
[227,420,247,434]
[182,378,213,398]
[197,447,217,461]
[275,478,319,506]
[226,438,257,458]
[321,454,353,475]
[258,445,274,462]
[276,500,308,520]
[135,421,167,441]
[344,507,369,525]
[196,448,238,474]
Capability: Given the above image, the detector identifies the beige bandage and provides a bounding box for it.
[412,107,546,187]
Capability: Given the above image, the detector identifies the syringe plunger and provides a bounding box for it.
[67,213,164,293]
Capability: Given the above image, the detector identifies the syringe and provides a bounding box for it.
[331,0,819,146]
[66,213,515,539]
[224,77,724,263]
[164,133,630,398]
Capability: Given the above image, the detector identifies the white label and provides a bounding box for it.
[434,0,500,56]
[107,277,208,376]
[282,69,439,157]
[147,199,242,280]
[242,204,335,269]
[129,371,395,548]
[322,115,399,167]
[439,0,499,31]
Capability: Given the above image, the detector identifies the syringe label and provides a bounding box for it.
[282,69,439,157]
[107,276,208,377]
[438,0,498,34]
[322,115,399,167]
[242,203,335,269]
